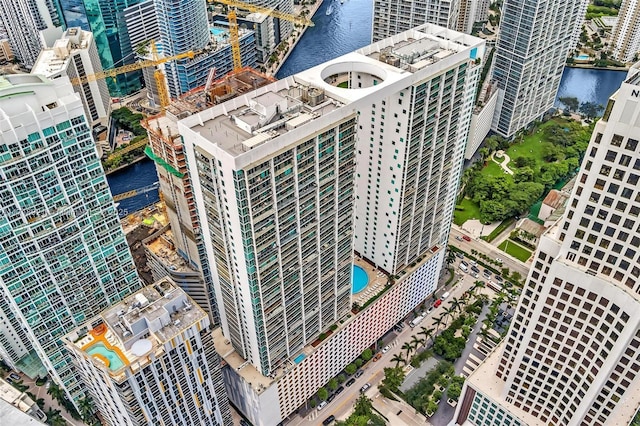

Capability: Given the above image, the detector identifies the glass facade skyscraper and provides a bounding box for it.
[56,0,143,95]
[0,75,142,402]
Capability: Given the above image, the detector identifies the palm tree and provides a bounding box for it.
[471,280,485,296]
[411,335,425,350]
[401,342,414,361]
[432,315,444,330]
[418,327,434,345]
[391,353,406,367]
[442,306,455,327]
[449,297,463,314]
[78,396,95,421]
[446,250,456,265]
[47,381,65,405]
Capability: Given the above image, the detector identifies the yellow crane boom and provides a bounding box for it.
[214,0,314,27]
[69,46,196,87]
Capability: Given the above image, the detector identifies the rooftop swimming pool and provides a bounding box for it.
[352,265,369,294]
[575,54,590,60]
[294,354,306,364]
[86,342,125,371]
[210,27,228,43]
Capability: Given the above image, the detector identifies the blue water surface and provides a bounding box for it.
[352,265,369,294]
[276,0,373,78]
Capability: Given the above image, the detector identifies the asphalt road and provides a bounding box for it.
[448,226,530,278]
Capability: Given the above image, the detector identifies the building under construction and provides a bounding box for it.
[140,66,274,325]
[166,67,274,119]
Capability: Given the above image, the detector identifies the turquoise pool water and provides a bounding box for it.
[352,265,369,294]
[576,54,589,60]
[294,354,306,364]
[86,342,125,371]
[210,27,228,43]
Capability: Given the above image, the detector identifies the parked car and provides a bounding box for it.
[471,266,480,273]
[455,236,462,241]
[335,386,344,395]
[382,345,390,353]
[495,275,504,283]
[317,401,328,411]
[327,394,335,403]
[455,252,464,259]
[323,415,336,425]
[346,378,356,387]
[462,235,471,241]
[5,378,13,384]
[9,373,20,381]
[495,257,503,264]
[483,270,492,278]
[373,353,382,362]
[360,383,371,393]
[433,299,442,308]
[355,370,364,378]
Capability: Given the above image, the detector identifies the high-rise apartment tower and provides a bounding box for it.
[0,75,141,402]
[64,278,231,426]
[372,0,460,41]
[611,0,640,63]
[179,24,484,425]
[491,0,588,138]
[455,62,640,426]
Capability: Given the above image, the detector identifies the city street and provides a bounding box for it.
[449,226,530,278]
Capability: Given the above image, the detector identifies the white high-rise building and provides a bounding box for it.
[180,24,484,426]
[0,75,141,402]
[64,278,232,426]
[0,0,51,68]
[372,0,461,41]
[611,0,640,63]
[491,0,588,138]
[455,63,640,426]
[31,28,111,127]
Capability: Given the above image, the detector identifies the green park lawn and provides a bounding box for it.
[454,198,481,225]
[455,118,578,225]
[498,239,532,262]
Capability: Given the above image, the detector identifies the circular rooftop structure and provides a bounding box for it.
[131,339,153,357]
[321,61,387,89]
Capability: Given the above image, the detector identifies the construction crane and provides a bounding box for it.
[69,41,196,109]
[212,0,314,72]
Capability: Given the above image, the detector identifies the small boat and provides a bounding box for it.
[326,4,333,15]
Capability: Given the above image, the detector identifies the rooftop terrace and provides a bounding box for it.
[180,24,483,160]
[65,278,206,380]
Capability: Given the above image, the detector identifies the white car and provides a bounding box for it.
[317,401,328,411]
[382,345,390,353]
[496,258,504,264]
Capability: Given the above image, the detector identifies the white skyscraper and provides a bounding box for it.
[372,0,461,41]
[455,63,640,426]
[64,278,232,426]
[611,0,640,63]
[491,0,589,138]
[0,75,141,402]
[180,24,484,425]
[32,28,111,127]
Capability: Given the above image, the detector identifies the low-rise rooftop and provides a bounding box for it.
[144,228,192,273]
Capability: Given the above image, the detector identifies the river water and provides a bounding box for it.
[555,67,628,110]
[106,159,159,216]
[276,0,373,78]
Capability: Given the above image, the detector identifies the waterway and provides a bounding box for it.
[106,158,159,217]
[555,67,628,110]
[276,0,373,78]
